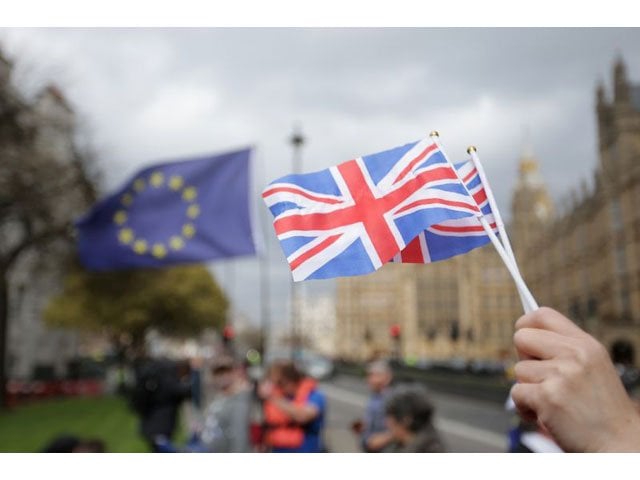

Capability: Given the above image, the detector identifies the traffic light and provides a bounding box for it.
[390,324,401,363]
[222,325,235,346]
[389,324,401,339]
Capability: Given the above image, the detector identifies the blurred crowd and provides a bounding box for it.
[37,332,640,453]
[99,349,448,453]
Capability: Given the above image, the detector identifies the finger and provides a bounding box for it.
[515,307,586,338]
[514,359,554,384]
[513,327,572,360]
[510,383,541,424]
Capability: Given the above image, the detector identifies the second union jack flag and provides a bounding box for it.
[392,160,499,264]
[262,137,481,281]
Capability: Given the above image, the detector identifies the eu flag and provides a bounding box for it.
[76,147,257,271]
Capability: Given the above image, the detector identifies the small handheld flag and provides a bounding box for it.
[76,148,257,271]
[262,136,481,281]
[392,160,498,263]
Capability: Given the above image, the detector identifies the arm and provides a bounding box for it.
[511,307,640,452]
[361,397,393,452]
[258,380,320,425]
[269,396,319,424]
[364,431,394,452]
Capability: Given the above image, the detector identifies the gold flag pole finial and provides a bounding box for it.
[467,146,477,154]
[429,130,440,138]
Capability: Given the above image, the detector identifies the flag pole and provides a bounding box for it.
[477,216,538,312]
[429,132,538,312]
[467,146,531,314]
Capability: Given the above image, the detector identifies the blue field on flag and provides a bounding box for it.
[76,148,257,271]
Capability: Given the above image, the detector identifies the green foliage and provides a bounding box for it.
[45,263,228,342]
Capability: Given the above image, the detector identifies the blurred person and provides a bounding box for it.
[130,356,192,452]
[41,435,106,453]
[72,439,106,453]
[189,356,204,411]
[41,435,82,453]
[199,355,253,452]
[511,307,640,452]
[383,384,445,453]
[181,356,206,440]
[258,359,327,453]
[354,359,394,452]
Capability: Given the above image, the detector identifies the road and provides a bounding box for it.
[321,375,513,452]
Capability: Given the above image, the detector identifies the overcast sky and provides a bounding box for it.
[2,28,639,336]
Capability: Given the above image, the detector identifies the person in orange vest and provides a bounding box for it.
[258,359,327,453]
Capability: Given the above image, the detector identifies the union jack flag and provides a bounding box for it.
[392,160,498,263]
[262,137,482,281]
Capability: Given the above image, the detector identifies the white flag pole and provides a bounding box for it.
[477,216,539,312]
[429,132,539,313]
[467,146,532,314]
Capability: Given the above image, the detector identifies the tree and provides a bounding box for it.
[0,49,98,407]
[44,263,229,349]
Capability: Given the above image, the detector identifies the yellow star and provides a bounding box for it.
[169,236,185,251]
[150,171,165,187]
[169,175,184,191]
[152,243,167,259]
[133,178,146,192]
[182,223,196,238]
[187,204,200,219]
[121,193,133,206]
[133,239,148,254]
[118,228,134,244]
[182,187,197,202]
[113,210,127,225]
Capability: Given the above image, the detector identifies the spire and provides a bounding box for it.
[0,47,11,85]
[596,79,606,106]
[613,54,630,104]
[518,128,541,187]
[580,178,590,201]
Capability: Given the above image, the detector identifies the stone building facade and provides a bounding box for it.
[336,57,640,365]
[516,57,640,362]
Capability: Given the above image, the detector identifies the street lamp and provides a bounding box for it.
[289,125,305,361]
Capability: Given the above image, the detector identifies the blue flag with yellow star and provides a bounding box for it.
[76,147,257,271]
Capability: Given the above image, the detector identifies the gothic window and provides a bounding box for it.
[426,327,437,341]
[449,320,460,342]
[608,144,620,173]
[587,297,598,318]
[610,199,623,232]
[569,299,582,323]
[621,289,631,318]
[615,244,627,275]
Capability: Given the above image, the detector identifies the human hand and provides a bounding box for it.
[190,356,204,370]
[511,307,640,452]
[257,380,275,400]
[351,419,364,435]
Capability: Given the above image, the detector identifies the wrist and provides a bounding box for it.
[598,405,640,452]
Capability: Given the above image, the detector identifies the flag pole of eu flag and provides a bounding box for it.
[76,147,257,271]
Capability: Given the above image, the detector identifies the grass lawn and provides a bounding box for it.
[0,395,185,453]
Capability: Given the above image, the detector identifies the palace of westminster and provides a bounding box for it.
[336,57,640,365]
